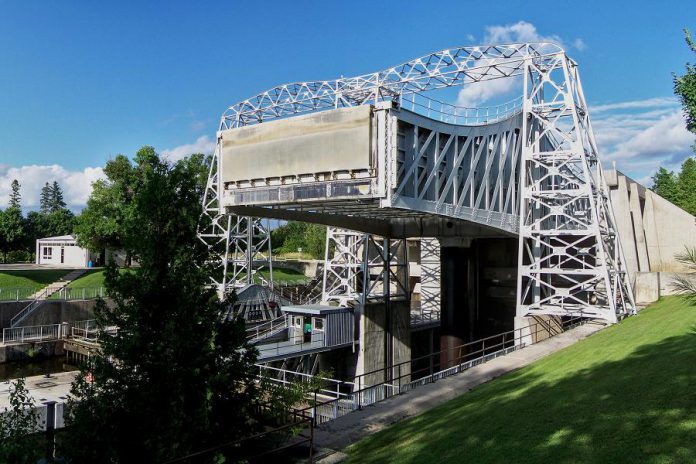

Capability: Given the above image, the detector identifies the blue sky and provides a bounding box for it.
[1,1,695,209]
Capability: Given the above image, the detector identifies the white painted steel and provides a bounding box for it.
[199,42,634,322]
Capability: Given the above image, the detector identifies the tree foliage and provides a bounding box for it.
[0,206,26,262]
[64,147,257,463]
[674,28,696,134]
[8,179,21,209]
[0,378,42,464]
[271,221,327,259]
[652,30,696,215]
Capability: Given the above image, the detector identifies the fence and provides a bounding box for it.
[294,315,586,425]
[247,315,287,341]
[71,319,99,341]
[163,407,314,463]
[0,287,43,302]
[2,323,68,344]
[0,287,106,302]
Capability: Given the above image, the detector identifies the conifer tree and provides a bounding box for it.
[8,179,21,209]
[39,182,51,213]
[50,180,66,212]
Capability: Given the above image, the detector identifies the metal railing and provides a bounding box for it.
[0,287,43,302]
[163,406,314,464]
[247,315,288,342]
[71,319,99,341]
[2,323,68,345]
[400,93,523,126]
[293,316,586,425]
[256,332,328,360]
[0,287,106,302]
[410,310,441,327]
[48,287,106,301]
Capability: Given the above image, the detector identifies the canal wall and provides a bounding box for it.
[0,300,101,329]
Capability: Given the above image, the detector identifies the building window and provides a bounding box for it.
[42,247,52,260]
[313,318,324,331]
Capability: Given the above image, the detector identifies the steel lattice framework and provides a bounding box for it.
[516,52,635,322]
[322,227,409,306]
[198,151,272,294]
[201,42,635,322]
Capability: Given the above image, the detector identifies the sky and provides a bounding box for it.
[0,1,695,210]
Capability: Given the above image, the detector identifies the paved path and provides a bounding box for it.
[0,371,77,409]
[313,321,607,462]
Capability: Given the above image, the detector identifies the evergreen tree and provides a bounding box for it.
[676,157,696,216]
[39,182,51,214]
[8,179,21,209]
[49,180,66,212]
[65,147,256,462]
[650,168,679,204]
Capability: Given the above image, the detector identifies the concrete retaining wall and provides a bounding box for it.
[606,170,696,276]
[0,300,100,329]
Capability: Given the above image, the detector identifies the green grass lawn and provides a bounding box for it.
[0,269,76,289]
[64,269,107,288]
[346,297,696,464]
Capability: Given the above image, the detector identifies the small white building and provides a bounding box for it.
[35,235,102,267]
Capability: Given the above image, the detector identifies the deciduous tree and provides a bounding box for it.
[65,147,256,463]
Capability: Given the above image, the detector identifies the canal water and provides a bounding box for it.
[0,356,77,382]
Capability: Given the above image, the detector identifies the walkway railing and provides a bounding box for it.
[0,287,43,302]
[247,315,287,342]
[0,287,106,302]
[2,323,68,345]
[71,319,100,341]
[256,333,329,360]
[292,316,586,425]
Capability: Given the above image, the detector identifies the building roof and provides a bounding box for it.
[281,304,351,316]
[37,235,76,242]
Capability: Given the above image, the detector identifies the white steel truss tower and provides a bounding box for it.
[516,53,635,323]
[198,144,273,296]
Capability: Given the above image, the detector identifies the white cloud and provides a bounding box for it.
[591,97,679,113]
[0,164,105,210]
[456,76,519,107]
[573,38,587,51]
[455,22,585,109]
[603,111,693,164]
[483,21,565,49]
[160,135,215,162]
[589,96,694,181]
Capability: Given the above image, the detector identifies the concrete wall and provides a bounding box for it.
[606,170,696,304]
[0,300,99,329]
[356,300,411,387]
[0,340,64,363]
[607,170,696,274]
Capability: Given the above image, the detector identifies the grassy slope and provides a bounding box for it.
[64,269,107,288]
[0,269,75,288]
[347,297,696,464]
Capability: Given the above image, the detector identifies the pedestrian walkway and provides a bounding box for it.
[313,321,607,462]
